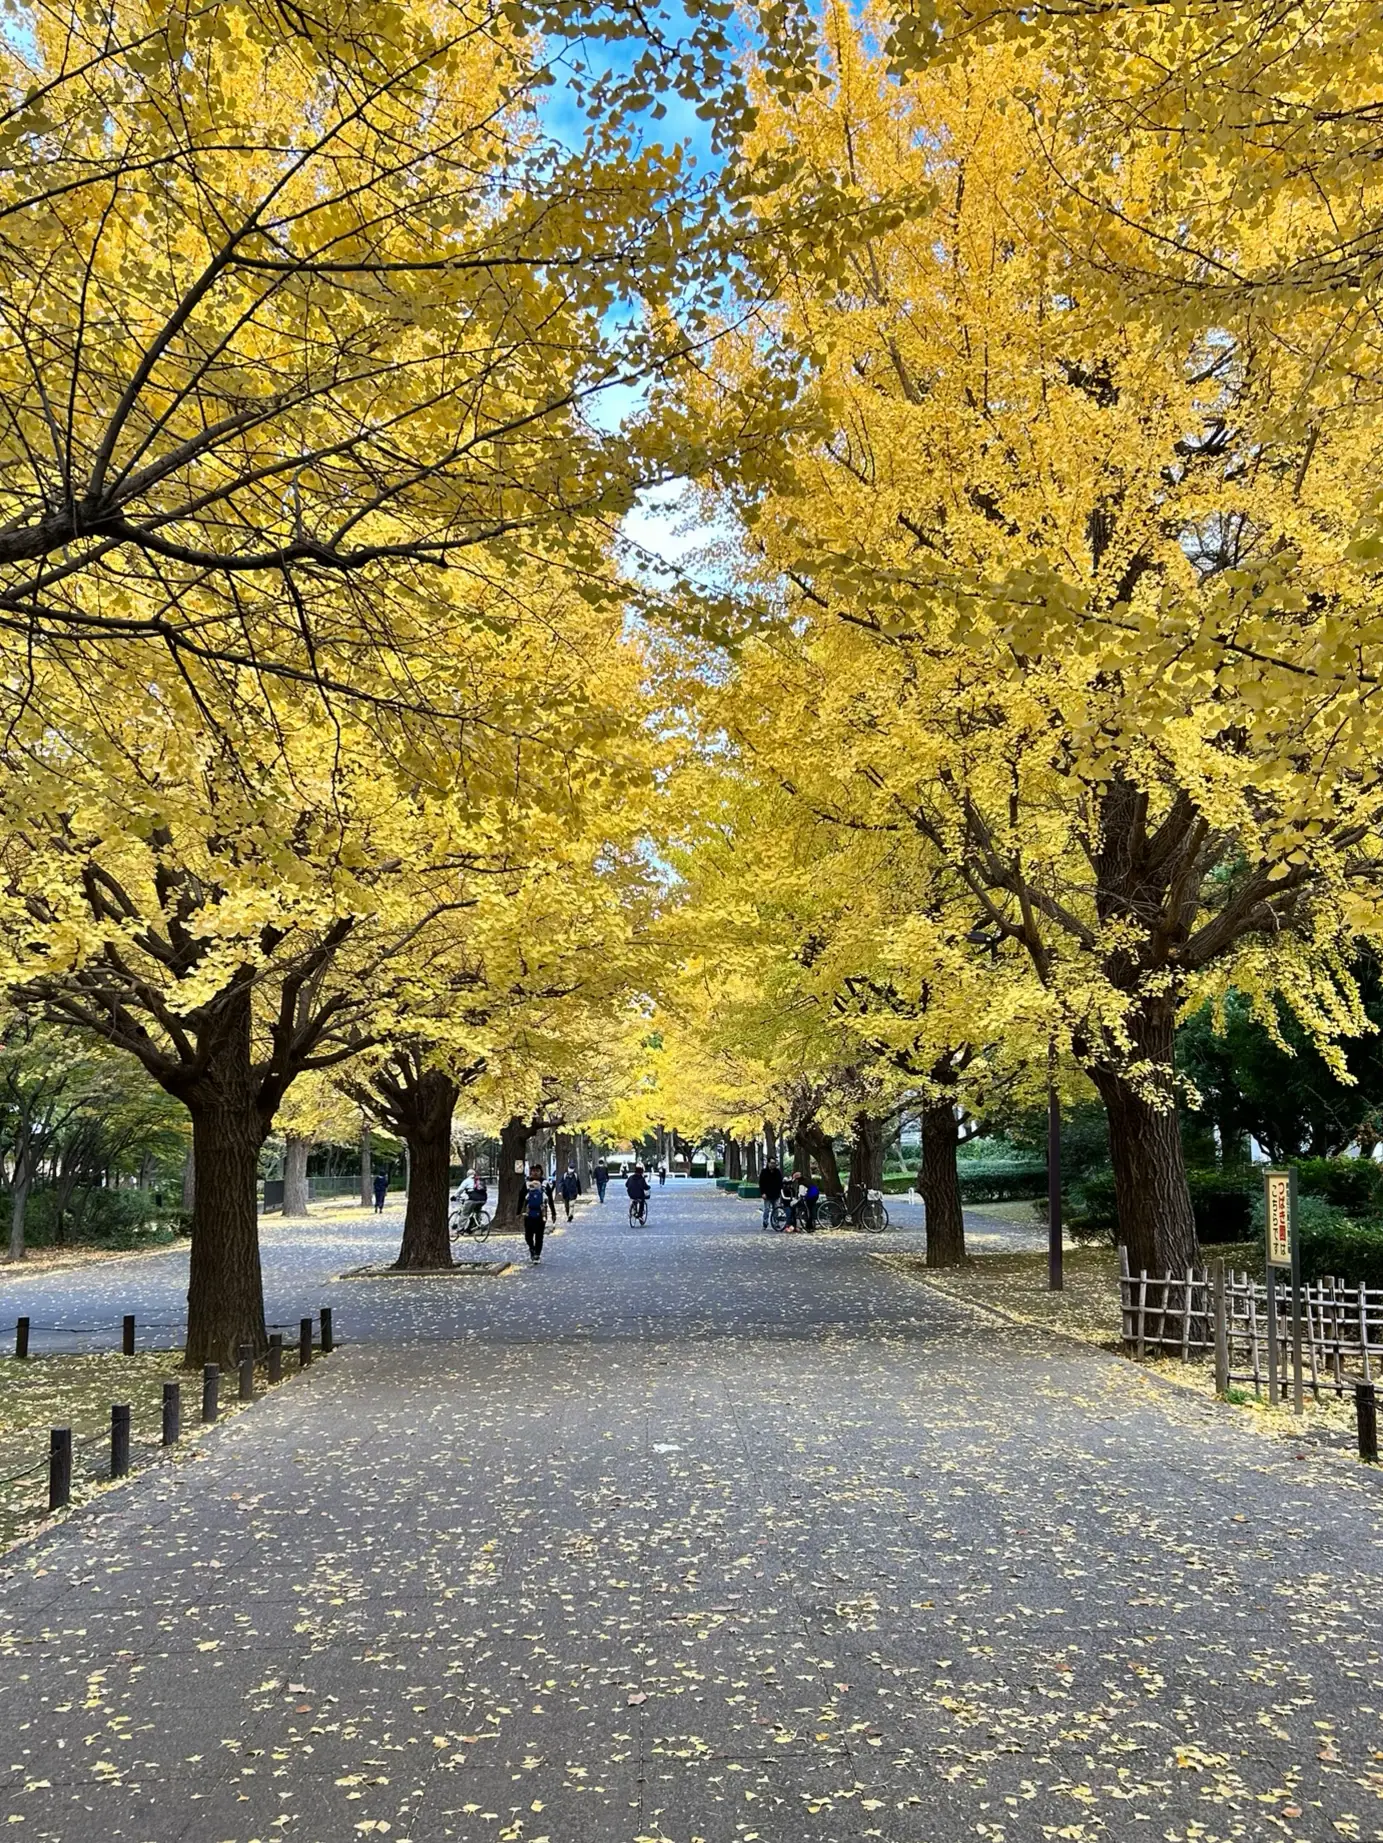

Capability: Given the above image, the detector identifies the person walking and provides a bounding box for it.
[519,1162,547,1263]
[657,1161,667,1187]
[372,1169,388,1213]
[543,1171,557,1223]
[594,1157,609,1203]
[558,1161,579,1222]
[758,1156,783,1230]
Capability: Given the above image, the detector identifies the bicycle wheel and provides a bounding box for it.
[769,1201,790,1232]
[822,1195,847,1228]
[472,1208,492,1245]
[861,1198,888,1233]
[628,1201,642,1227]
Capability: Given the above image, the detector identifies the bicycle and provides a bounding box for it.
[821,1190,890,1232]
[449,1197,492,1245]
[628,1197,648,1227]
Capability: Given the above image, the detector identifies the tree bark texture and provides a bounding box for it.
[391,1070,459,1269]
[918,1102,966,1266]
[359,1120,373,1207]
[6,1148,32,1262]
[746,1136,760,1179]
[727,1140,743,1182]
[802,1124,843,1197]
[180,988,270,1367]
[498,1115,530,1222]
[283,1135,311,1217]
[1089,999,1200,1274]
[762,1121,777,1166]
[576,1134,590,1191]
[847,1113,884,1213]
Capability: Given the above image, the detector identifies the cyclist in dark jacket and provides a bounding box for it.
[758,1158,783,1229]
[626,1165,650,1222]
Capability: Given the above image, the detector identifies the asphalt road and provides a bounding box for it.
[2,1180,1381,1841]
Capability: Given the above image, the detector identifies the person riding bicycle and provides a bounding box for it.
[758,1157,784,1230]
[456,1168,488,1232]
[626,1163,650,1223]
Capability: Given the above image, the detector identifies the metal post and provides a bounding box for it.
[15,1315,28,1359]
[1047,1076,1063,1292]
[238,1343,254,1402]
[1212,1259,1229,1396]
[110,1404,130,1478]
[122,1314,136,1356]
[268,1333,282,1384]
[299,1317,313,1368]
[1266,1266,1280,1407]
[202,1363,219,1424]
[162,1381,180,1445]
[1357,1381,1379,1463]
[48,1428,71,1511]
[320,1307,334,1354]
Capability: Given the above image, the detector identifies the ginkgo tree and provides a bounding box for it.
[675,15,1383,1274]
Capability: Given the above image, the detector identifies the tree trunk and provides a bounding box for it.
[919,1102,966,1266]
[177,986,270,1367]
[359,1119,373,1206]
[283,1135,311,1217]
[763,1121,777,1166]
[746,1136,760,1179]
[7,1146,32,1261]
[727,1139,743,1182]
[498,1115,530,1222]
[181,1144,195,1213]
[393,1070,458,1270]
[185,1112,268,1367]
[847,1112,884,1213]
[577,1134,591,1191]
[1090,1000,1200,1274]
[804,1125,843,1197]
[555,1131,574,1181]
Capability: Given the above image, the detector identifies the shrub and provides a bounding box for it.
[1299,1217,1383,1287]
[1295,1157,1383,1217]
[1067,1165,1254,1248]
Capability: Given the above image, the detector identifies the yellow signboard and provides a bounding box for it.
[1265,1169,1293,1268]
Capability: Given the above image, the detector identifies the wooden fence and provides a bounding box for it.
[1118,1247,1382,1397]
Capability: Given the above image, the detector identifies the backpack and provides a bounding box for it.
[523,1181,544,1216]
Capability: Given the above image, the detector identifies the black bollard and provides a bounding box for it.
[162,1380,181,1446]
[122,1314,135,1356]
[268,1334,283,1384]
[202,1363,219,1424]
[49,1428,71,1511]
[299,1317,313,1368]
[110,1404,130,1478]
[320,1307,334,1354]
[238,1343,254,1402]
[15,1316,28,1360]
[1357,1380,1379,1463]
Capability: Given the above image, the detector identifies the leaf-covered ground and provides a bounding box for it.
[3,1185,1382,1842]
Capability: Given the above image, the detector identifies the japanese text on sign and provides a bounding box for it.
[1266,1170,1292,1268]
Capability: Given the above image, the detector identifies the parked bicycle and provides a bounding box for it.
[820,1189,890,1232]
[449,1194,492,1245]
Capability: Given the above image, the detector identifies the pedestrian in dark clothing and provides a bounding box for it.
[559,1163,579,1222]
[758,1158,783,1229]
[372,1170,388,1213]
[543,1174,557,1223]
[594,1159,609,1203]
[519,1163,546,1263]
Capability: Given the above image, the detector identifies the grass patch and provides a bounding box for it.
[881,1241,1362,1447]
[0,1347,285,1553]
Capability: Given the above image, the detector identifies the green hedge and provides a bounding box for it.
[1070,1166,1254,1244]
[1300,1216,1383,1287]
[5,1186,178,1250]
[960,1167,1048,1204]
[1296,1157,1383,1214]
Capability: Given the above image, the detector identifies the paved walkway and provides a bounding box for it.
[3,1183,1382,1841]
